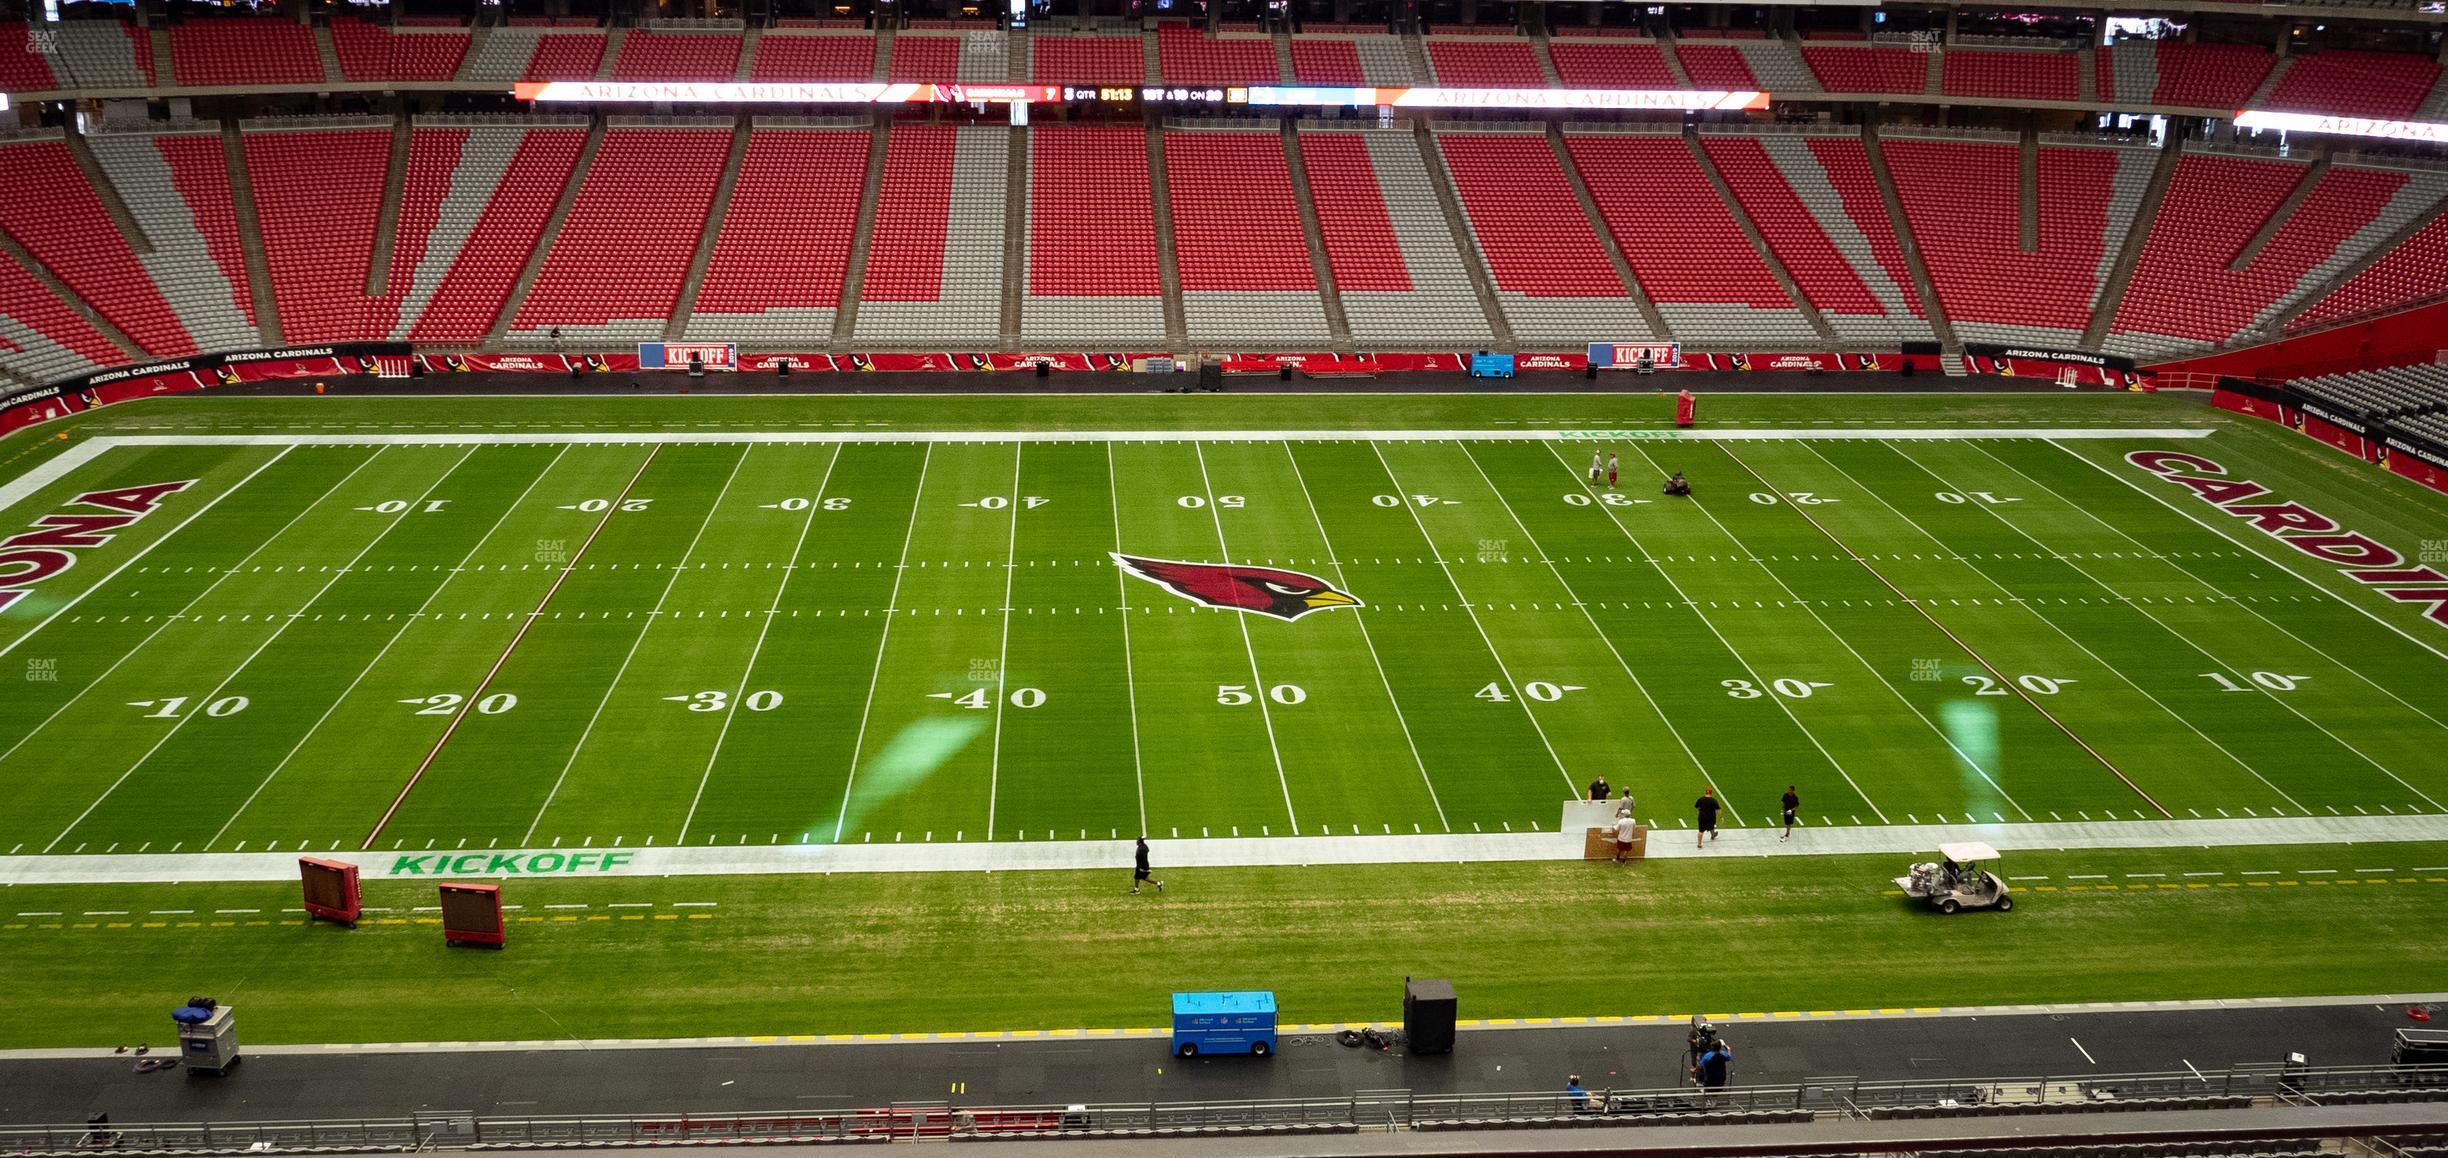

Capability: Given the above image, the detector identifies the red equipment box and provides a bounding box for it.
[438,883,505,948]
[298,857,361,925]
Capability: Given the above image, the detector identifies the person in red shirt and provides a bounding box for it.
[1675,389,1697,428]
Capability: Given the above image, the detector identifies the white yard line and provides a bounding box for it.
[46,446,479,852]
[2045,440,2448,666]
[362,446,663,849]
[521,446,755,846]
[676,445,845,845]
[1933,441,2445,812]
[1977,442,2448,735]
[1103,445,1150,837]
[1190,443,1301,836]
[832,445,935,843]
[1359,442,1579,797]
[205,445,575,851]
[0,445,295,661]
[983,443,1024,841]
[1616,439,2028,820]
[1277,441,1448,833]
[1443,442,1743,820]
[0,448,326,768]
[1793,441,2302,815]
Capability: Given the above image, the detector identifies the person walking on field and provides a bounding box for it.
[1780,786,1800,841]
[1131,837,1164,894]
[1605,451,1620,489]
[1694,787,1721,848]
[1589,451,1605,485]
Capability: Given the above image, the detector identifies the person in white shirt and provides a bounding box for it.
[1613,805,1640,863]
[1588,451,1604,484]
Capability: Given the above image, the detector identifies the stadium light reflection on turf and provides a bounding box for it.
[831,717,988,840]
[1940,698,2004,819]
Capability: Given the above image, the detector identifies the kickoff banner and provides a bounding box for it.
[639,342,738,371]
[1588,342,1684,370]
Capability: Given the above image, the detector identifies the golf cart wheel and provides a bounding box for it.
[1251,1041,1272,1058]
[1997,896,2014,912]
[1938,898,1960,914]
[1177,1042,1198,1058]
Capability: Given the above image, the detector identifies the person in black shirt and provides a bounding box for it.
[1781,786,1800,841]
[1588,776,1610,801]
[1131,837,1164,895]
[1694,787,1720,848]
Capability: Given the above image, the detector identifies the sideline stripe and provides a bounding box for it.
[6,813,2443,884]
[0,991,2432,1060]
[78,428,2218,447]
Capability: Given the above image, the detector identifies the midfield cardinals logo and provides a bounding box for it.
[1112,554,1361,621]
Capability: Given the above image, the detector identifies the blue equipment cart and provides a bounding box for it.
[1171,991,1277,1058]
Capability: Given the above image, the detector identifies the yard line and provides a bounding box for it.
[1278,442,1448,832]
[675,445,845,844]
[1935,442,2443,812]
[1717,442,2175,818]
[1785,441,2295,815]
[1191,443,1300,835]
[1585,441,1970,823]
[1448,443,1744,816]
[205,445,575,850]
[2047,439,2448,665]
[1360,442,1579,799]
[521,445,755,845]
[362,445,663,849]
[983,444,1025,840]
[47,446,479,852]
[0,445,296,661]
[1103,445,1149,837]
[833,445,936,843]
[0,447,322,768]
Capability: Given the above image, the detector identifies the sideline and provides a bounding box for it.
[2,813,2442,885]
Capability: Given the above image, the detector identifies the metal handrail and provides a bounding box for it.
[3,1062,2441,1153]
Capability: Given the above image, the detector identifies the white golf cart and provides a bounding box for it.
[1895,842,2014,914]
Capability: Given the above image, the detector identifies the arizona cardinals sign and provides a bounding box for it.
[1112,554,1362,621]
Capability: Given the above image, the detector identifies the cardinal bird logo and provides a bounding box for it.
[1112,554,1361,621]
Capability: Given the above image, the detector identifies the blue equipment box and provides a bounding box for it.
[1170,991,1278,1058]
[1470,352,1516,379]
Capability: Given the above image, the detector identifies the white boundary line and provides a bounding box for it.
[831,444,934,843]
[46,445,480,852]
[1191,443,1301,836]
[676,444,845,845]
[0,445,295,660]
[1277,441,1449,833]
[1793,441,2302,815]
[0,436,112,514]
[206,446,576,851]
[5,812,2443,884]
[1924,440,2446,812]
[69,428,2218,447]
[521,446,755,845]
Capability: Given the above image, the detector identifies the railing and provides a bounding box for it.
[3,1063,2440,1154]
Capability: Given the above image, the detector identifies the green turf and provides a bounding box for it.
[0,842,2442,1050]
[2,389,2446,1050]
[1,391,2443,856]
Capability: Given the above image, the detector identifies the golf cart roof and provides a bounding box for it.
[1938,842,2001,862]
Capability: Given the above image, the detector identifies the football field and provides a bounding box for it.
[4,394,2446,868]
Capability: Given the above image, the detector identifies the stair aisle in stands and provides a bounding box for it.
[666,115,753,342]
[828,114,892,347]
[220,118,281,346]
[1280,123,1353,351]
[482,117,602,348]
